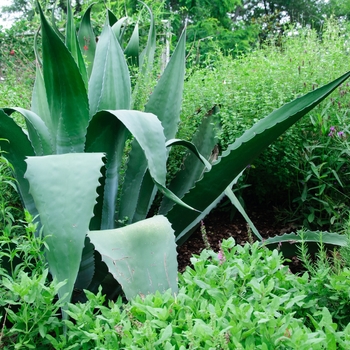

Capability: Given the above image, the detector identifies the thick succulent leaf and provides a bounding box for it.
[175,172,242,245]
[111,16,128,42]
[85,111,129,229]
[88,215,178,300]
[124,22,139,67]
[224,186,262,241]
[38,2,90,153]
[144,29,186,140]
[122,29,186,221]
[87,110,196,227]
[166,71,350,240]
[0,109,36,217]
[108,9,118,27]
[31,63,51,130]
[138,1,156,73]
[65,0,88,88]
[24,153,104,303]
[263,231,347,257]
[77,3,96,77]
[89,19,131,117]
[4,108,53,156]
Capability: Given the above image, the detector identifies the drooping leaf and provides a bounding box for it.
[88,215,178,300]
[37,2,90,153]
[0,109,36,217]
[166,71,350,243]
[160,113,219,215]
[77,3,97,77]
[24,153,104,304]
[89,19,131,117]
[263,231,347,257]
[111,16,128,43]
[4,108,53,156]
[224,185,262,241]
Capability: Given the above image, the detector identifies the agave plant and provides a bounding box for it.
[0,0,349,307]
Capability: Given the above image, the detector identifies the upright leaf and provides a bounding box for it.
[38,2,90,153]
[88,215,178,300]
[24,153,104,304]
[119,29,186,222]
[65,0,88,87]
[77,3,97,77]
[166,71,350,243]
[89,19,131,117]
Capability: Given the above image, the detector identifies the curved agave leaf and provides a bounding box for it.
[108,9,119,27]
[0,109,36,217]
[119,29,186,222]
[89,18,131,117]
[88,215,178,300]
[65,0,88,88]
[160,113,219,215]
[124,22,139,66]
[138,1,156,73]
[4,108,53,156]
[77,3,96,77]
[38,2,90,153]
[224,185,262,241]
[111,16,128,43]
[24,153,104,304]
[86,110,196,229]
[262,231,347,257]
[166,70,350,243]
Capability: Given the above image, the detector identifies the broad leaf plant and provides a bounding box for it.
[0,0,349,306]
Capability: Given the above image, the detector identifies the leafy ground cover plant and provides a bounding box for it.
[2,237,349,349]
[1,0,350,309]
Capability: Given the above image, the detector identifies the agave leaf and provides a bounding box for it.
[0,109,36,217]
[88,215,178,300]
[108,9,118,27]
[86,110,196,228]
[263,231,347,257]
[38,2,90,153]
[144,29,186,139]
[31,63,51,130]
[160,114,220,215]
[224,185,262,240]
[120,29,186,222]
[138,1,156,73]
[89,19,131,117]
[111,16,128,42]
[77,3,96,77]
[166,71,350,243]
[65,0,88,88]
[4,108,53,156]
[124,22,139,67]
[24,153,104,304]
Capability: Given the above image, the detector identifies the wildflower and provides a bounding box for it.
[328,126,336,137]
[338,131,345,137]
[9,50,15,56]
[218,244,226,265]
[83,45,88,51]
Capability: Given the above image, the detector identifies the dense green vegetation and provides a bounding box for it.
[1,0,350,348]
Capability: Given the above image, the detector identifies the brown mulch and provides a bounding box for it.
[177,204,302,273]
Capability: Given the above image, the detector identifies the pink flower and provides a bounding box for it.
[218,247,226,264]
[83,45,88,51]
[9,50,15,56]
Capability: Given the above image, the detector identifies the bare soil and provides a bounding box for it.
[177,203,303,273]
